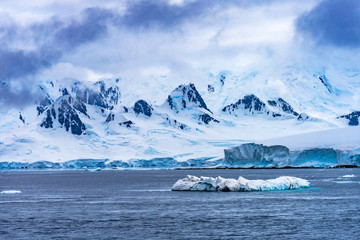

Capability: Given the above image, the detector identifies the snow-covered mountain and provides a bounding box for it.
[1,64,360,169]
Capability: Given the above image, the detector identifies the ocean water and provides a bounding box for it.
[1,169,359,239]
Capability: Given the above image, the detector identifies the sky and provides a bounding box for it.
[0,0,359,108]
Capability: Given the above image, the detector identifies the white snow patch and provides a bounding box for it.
[172,175,310,192]
[1,190,22,194]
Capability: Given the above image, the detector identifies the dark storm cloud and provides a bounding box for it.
[296,0,360,47]
[122,0,217,29]
[55,8,115,49]
[0,0,279,108]
[0,7,115,107]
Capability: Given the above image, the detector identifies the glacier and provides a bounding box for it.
[172,175,310,192]
[1,66,360,170]
[223,143,360,168]
[0,157,223,170]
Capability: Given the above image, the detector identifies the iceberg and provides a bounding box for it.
[342,174,355,178]
[172,175,310,192]
[0,190,22,194]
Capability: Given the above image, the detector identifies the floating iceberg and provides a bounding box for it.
[342,174,355,178]
[0,190,22,194]
[172,175,310,192]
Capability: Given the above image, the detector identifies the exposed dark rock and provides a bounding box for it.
[119,120,134,128]
[338,111,360,126]
[164,116,189,130]
[40,95,86,135]
[166,83,212,113]
[199,113,220,124]
[123,106,129,113]
[207,84,214,93]
[268,98,299,116]
[222,94,268,115]
[75,88,107,109]
[69,80,121,110]
[19,113,25,124]
[73,100,89,118]
[319,75,332,93]
[297,113,309,121]
[57,97,86,135]
[134,100,153,117]
[167,96,174,110]
[62,88,69,96]
[220,75,225,86]
[37,97,52,116]
[40,109,53,128]
[106,113,115,123]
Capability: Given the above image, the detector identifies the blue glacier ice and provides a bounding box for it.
[223,143,360,168]
[0,157,222,170]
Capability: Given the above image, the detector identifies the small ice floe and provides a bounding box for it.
[172,175,310,192]
[342,174,355,178]
[0,190,22,194]
[84,167,102,172]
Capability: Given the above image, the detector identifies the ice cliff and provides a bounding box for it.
[224,143,360,168]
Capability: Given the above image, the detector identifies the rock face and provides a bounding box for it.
[37,97,53,116]
[166,83,212,113]
[134,100,153,117]
[318,75,332,93]
[40,94,86,135]
[222,94,283,118]
[222,94,306,120]
[38,80,121,135]
[267,98,299,116]
[297,113,310,121]
[71,80,120,110]
[166,83,219,125]
[199,113,220,124]
[338,111,360,126]
[222,95,266,116]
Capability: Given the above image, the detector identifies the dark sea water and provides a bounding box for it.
[1,169,360,240]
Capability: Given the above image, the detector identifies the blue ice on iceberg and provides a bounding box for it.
[172,175,310,192]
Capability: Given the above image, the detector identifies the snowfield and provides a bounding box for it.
[172,175,310,192]
[1,64,360,169]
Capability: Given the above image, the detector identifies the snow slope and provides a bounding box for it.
[1,63,360,169]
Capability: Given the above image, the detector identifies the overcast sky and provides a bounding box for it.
[0,0,359,108]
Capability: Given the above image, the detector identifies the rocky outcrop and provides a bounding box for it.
[338,111,360,126]
[166,83,212,113]
[199,113,220,124]
[165,83,219,125]
[267,98,299,116]
[134,100,153,117]
[67,80,120,110]
[222,94,282,117]
[40,94,86,135]
[222,94,306,120]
